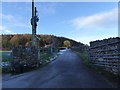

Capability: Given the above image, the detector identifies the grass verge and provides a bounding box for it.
[73,50,119,87]
[40,53,55,65]
[75,51,92,67]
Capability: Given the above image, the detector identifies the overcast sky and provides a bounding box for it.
[0,2,118,45]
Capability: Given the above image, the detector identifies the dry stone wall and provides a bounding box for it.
[11,46,38,73]
[89,37,120,75]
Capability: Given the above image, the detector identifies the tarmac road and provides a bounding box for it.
[2,49,117,88]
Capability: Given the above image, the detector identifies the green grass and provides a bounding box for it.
[75,52,92,67]
[40,53,55,64]
[74,51,119,85]
[1,51,12,73]
[0,51,12,62]
[2,66,11,73]
[2,54,12,62]
[1,54,12,73]
[2,55,12,62]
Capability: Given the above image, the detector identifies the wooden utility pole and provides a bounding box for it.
[32,0,35,46]
[31,0,40,67]
[31,0,39,46]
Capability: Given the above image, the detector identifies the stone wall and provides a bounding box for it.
[89,37,120,75]
[11,46,38,73]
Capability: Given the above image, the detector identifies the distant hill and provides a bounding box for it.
[1,34,87,51]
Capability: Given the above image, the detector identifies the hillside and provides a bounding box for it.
[1,34,86,51]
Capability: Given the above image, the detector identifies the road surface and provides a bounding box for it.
[2,49,117,88]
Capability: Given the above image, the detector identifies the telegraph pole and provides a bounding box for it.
[31,0,39,46]
[32,0,35,46]
[31,0,40,67]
